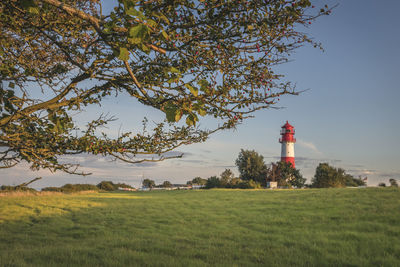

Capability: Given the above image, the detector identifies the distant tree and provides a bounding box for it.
[97,181,116,191]
[229,178,243,188]
[345,175,366,187]
[378,182,386,187]
[237,179,261,189]
[267,161,306,188]
[235,149,267,184]
[142,179,155,188]
[389,179,398,187]
[206,176,221,189]
[311,163,358,188]
[162,181,172,188]
[189,177,207,186]
[220,169,235,187]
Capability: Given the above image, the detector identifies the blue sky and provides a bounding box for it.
[2,0,400,188]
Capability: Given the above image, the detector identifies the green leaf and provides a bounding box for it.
[186,115,194,126]
[185,84,198,97]
[28,7,39,14]
[129,24,149,39]
[118,47,130,61]
[126,8,146,20]
[198,108,207,116]
[170,67,180,73]
[161,30,170,40]
[165,104,177,122]
[140,43,150,54]
[128,37,142,45]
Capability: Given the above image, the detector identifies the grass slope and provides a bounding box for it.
[0,188,399,266]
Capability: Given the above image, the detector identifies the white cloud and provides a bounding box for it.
[297,139,322,155]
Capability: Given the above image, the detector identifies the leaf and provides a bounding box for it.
[9,82,15,89]
[126,8,146,20]
[185,84,198,97]
[128,37,142,45]
[161,30,170,40]
[118,47,130,61]
[175,109,183,122]
[186,115,194,126]
[129,24,148,38]
[140,43,150,54]
[198,108,207,116]
[170,67,180,73]
[165,104,177,122]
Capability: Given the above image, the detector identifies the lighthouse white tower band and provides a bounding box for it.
[279,121,296,168]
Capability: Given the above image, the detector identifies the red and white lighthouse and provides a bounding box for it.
[279,121,296,168]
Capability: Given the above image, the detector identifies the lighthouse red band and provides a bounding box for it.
[279,121,296,168]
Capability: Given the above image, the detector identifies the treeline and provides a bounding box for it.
[42,181,134,192]
[186,149,372,189]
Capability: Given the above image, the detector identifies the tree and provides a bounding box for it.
[267,161,305,188]
[142,178,155,188]
[220,169,235,187]
[97,181,115,191]
[235,149,267,183]
[389,179,398,187]
[311,163,363,188]
[205,176,221,189]
[188,177,207,186]
[161,180,172,188]
[1,0,332,174]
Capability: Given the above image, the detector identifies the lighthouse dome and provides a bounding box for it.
[281,121,294,129]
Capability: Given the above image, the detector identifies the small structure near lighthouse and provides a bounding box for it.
[279,121,296,168]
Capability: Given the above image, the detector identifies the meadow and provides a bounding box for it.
[0,188,399,266]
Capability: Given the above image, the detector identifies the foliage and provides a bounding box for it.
[378,182,386,187]
[205,176,221,189]
[161,181,172,188]
[345,176,367,187]
[0,0,332,174]
[236,179,261,189]
[266,161,306,188]
[311,163,365,188]
[43,183,99,192]
[142,178,155,188]
[0,185,37,192]
[235,149,267,183]
[187,177,207,186]
[96,181,116,191]
[389,179,398,187]
[220,169,235,187]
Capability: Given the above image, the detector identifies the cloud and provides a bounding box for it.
[297,139,322,155]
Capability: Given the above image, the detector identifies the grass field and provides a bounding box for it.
[1,188,399,266]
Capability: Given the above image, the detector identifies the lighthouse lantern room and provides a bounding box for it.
[279,121,296,168]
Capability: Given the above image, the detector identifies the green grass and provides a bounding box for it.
[1,188,399,266]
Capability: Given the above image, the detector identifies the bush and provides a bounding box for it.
[206,176,221,189]
[0,185,37,192]
[237,180,261,189]
[42,184,99,193]
[97,181,116,191]
[311,163,365,188]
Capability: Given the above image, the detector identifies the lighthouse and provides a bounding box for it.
[279,121,296,168]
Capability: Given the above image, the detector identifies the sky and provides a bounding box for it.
[2,0,400,189]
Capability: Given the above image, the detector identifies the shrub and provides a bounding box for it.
[97,181,116,191]
[0,185,37,192]
[42,184,99,193]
